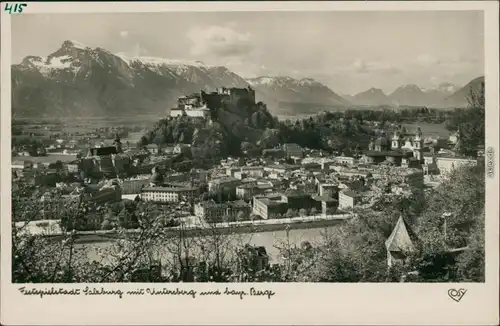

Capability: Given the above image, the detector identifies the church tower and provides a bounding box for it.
[391,130,402,150]
[412,127,424,161]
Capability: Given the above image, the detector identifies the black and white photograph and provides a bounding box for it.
[1,2,499,325]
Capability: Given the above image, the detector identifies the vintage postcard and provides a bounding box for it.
[1,1,499,325]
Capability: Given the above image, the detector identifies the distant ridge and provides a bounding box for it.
[442,76,485,108]
[246,76,351,108]
[351,88,391,106]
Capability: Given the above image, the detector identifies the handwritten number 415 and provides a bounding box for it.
[4,3,28,14]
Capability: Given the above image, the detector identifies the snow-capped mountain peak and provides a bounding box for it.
[246,76,275,86]
[115,53,213,69]
[246,76,322,88]
[20,51,81,77]
[17,40,236,80]
[298,78,319,86]
[62,40,91,50]
[246,75,350,107]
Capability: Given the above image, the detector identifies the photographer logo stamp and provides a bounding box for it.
[448,288,467,302]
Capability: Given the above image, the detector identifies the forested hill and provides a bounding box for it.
[138,97,278,159]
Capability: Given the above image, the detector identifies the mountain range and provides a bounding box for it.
[11,40,252,117]
[246,76,350,114]
[342,82,477,108]
[388,83,462,108]
[11,40,483,117]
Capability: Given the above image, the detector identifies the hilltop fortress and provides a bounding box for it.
[169,86,256,119]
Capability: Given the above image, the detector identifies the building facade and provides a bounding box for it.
[169,86,256,119]
[141,185,198,203]
[194,200,252,223]
[338,190,360,209]
[319,183,339,198]
[252,194,288,219]
[121,177,151,194]
[333,156,356,165]
[435,156,478,175]
[208,177,241,193]
[283,143,304,158]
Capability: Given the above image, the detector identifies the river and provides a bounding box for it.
[77,226,338,264]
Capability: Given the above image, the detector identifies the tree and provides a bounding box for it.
[236,210,247,221]
[454,212,485,282]
[101,219,112,230]
[240,141,252,153]
[412,164,485,281]
[138,135,149,147]
[446,81,485,157]
[300,214,392,282]
[101,209,118,230]
[12,182,174,283]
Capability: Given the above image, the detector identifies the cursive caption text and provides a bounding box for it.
[18,286,276,300]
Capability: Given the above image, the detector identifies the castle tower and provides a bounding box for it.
[391,130,402,150]
[412,127,424,161]
[247,85,256,104]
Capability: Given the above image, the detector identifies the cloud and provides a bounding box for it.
[449,54,480,64]
[353,59,368,73]
[430,76,441,85]
[120,31,129,39]
[187,25,254,58]
[417,54,441,66]
[350,59,400,74]
[416,53,481,67]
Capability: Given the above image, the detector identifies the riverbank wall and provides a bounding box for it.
[47,215,351,244]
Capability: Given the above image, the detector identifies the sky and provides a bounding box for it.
[11,11,484,94]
